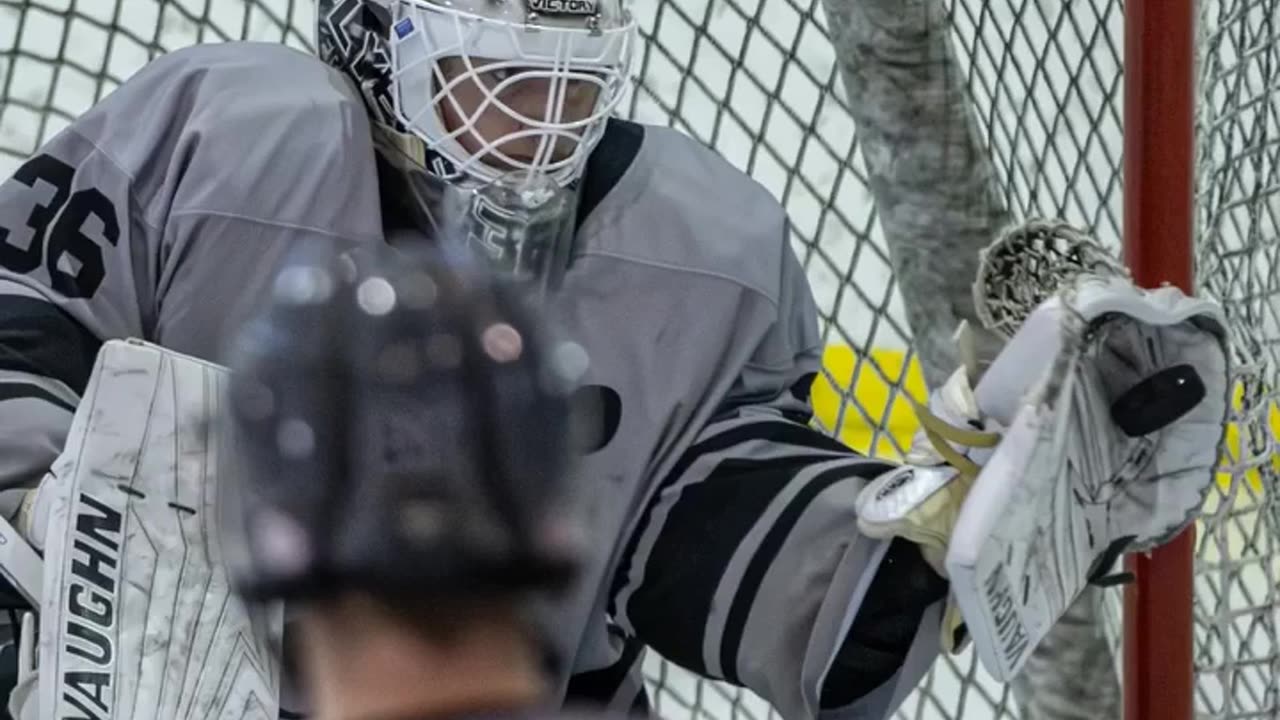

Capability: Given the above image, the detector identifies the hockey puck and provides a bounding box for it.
[1110,363,1205,437]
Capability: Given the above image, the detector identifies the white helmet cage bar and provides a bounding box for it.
[388,0,635,187]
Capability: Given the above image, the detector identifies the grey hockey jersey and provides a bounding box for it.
[0,42,946,720]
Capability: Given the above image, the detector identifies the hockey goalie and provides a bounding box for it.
[0,0,1230,718]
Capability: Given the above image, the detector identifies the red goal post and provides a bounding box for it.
[1123,1,1196,718]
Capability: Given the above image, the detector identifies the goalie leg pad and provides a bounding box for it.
[36,339,280,720]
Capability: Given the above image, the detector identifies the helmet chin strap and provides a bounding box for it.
[373,123,435,176]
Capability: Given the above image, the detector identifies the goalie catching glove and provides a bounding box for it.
[854,221,1229,681]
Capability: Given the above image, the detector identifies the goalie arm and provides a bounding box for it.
[610,247,947,720]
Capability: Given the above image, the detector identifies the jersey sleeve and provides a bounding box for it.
[608,236,947,720]
[0,43,384,515]
[0,126,138,509]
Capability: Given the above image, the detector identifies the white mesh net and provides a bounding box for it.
[1192,4,1280,717]
[1,0,1277,719]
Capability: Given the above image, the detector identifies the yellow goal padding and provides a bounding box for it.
[1221,383,1279,495]
[810,345,926,461]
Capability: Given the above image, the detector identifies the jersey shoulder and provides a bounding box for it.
[72,41,378,232]
[0,41,382,352]
[578,120,790,305]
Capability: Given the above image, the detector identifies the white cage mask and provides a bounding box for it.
[386,0,635,187]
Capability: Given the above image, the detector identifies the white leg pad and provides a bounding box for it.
[36,339,280,720]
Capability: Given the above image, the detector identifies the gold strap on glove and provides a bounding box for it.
[909,397,1001,482]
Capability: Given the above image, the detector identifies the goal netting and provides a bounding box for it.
[2,1,1277,719]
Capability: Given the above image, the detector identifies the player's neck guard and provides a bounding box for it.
[374,123,580,300]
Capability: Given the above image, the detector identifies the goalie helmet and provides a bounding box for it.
[316,0,635,188]
[221,243,588,601]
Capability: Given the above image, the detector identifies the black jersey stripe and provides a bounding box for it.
[820,538,947,708]
[609,419,859,613]
[577,119,644,231]
[0,294,101,395]
[717,464,853,685]
[563,634,645,708]
[623,453,847,677]
[0,379,76,413]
